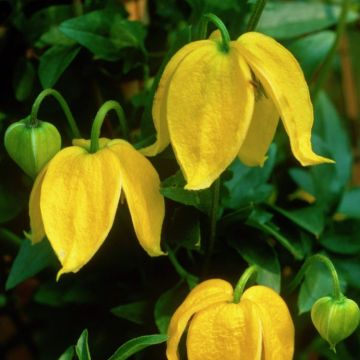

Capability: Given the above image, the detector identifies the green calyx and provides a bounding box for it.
[4,117,61,178]
[311,295,360,352]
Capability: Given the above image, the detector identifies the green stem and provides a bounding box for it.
[247,0,267,32]
[288,254,342,300]
[199,13,231,51]
[202,178,221,275]
[89,100,129,153]
[29,88,81,138]
[0,228,22,248]
[311,0,350,100]
[233,265,258,303]
[258,222,303,260]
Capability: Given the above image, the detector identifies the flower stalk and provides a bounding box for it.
[233,265,258,303]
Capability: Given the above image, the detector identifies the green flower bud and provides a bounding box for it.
[311,295,360,351]
[4,117,61,178]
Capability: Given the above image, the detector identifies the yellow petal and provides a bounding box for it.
[166,279,233,360]
[167,42,255,190]
[236,32,333,166]
[107,140,165,257]
[141,41,210,157]
[238,93,279,166]
[40,146,122,277]
[242,286,295,360]
[187,301,262,360]
[29,165,48,244]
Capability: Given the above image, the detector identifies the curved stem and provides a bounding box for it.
[199,13,231,52]
[29,89,81,138]
[247,0,267,32]
[288,254,342,300]
[233,265,258,303]
[312,0,350,100]
[90,100,129,153]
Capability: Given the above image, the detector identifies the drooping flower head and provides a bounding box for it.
[142,28,333,190]
[29,102,165,279]
[166,279,294,360]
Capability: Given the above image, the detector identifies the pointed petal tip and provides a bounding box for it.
[299,156,335,166]
[146,247,167,257]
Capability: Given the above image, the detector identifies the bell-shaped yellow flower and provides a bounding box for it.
[29,138,165,278]
[142,31,333,190]
[166,279,294,360]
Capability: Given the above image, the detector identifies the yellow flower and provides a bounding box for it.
[166,279,294,360]
[142,31,333,190]
[29,138,165,278]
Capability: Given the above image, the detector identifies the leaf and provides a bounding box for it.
[337,188,360,219]
[154,282,189,334]
[6,239,57,290]
[58,346,75,360]
[76,329,91,360]
[257,2,358,39]
[59,9,146,61]
[12,58,36,102]
[111,301,147,325]
[223,144,276,209]
[288,31,336,80]
[39,44,81,88]
[107,334,168,360]
[160,171,212,215]
[228,235,281,292]
[271,205,325,237]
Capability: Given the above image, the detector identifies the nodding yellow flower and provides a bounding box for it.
[142,31,333,190]
[166,279,294,360]
[29,138,165,279]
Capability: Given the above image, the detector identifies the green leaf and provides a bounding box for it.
[271,205,325,237]
[58,346,75,360]
[319,220,360,255]
[258,2,358,39]
[288,31,336,80]
[337,188,360,219]
[223,144,276,209]
[12,58,36,102]
[5,239,57,290]
[76,329,91,360]
[154,282,188,334]
[228,235,280,292]
[107,334,168,360]
[59,10,146,61]
[161,171,212,215]
[298,261,339,314]
[111,301,147,325]
[39,44,81,88]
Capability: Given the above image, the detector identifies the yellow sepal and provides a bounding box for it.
[108,140,165,257]
[167,42,254,190]
[166,279,233,360]
[236,32,333,166]
[40,146,122,278]
[242,285,295,360]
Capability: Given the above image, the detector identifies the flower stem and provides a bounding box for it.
[246,0,267,32]
[90,100,129,153]
[199,13,231,52]
[288,254,342,300]
[233,265,258,303]
[29,88,81,138]
[311,0,350,100]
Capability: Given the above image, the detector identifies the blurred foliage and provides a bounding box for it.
[1,0,360,359]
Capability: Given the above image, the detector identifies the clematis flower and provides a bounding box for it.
[142,31,333,190]
[166,279,294,360]
[29,138,165,278]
